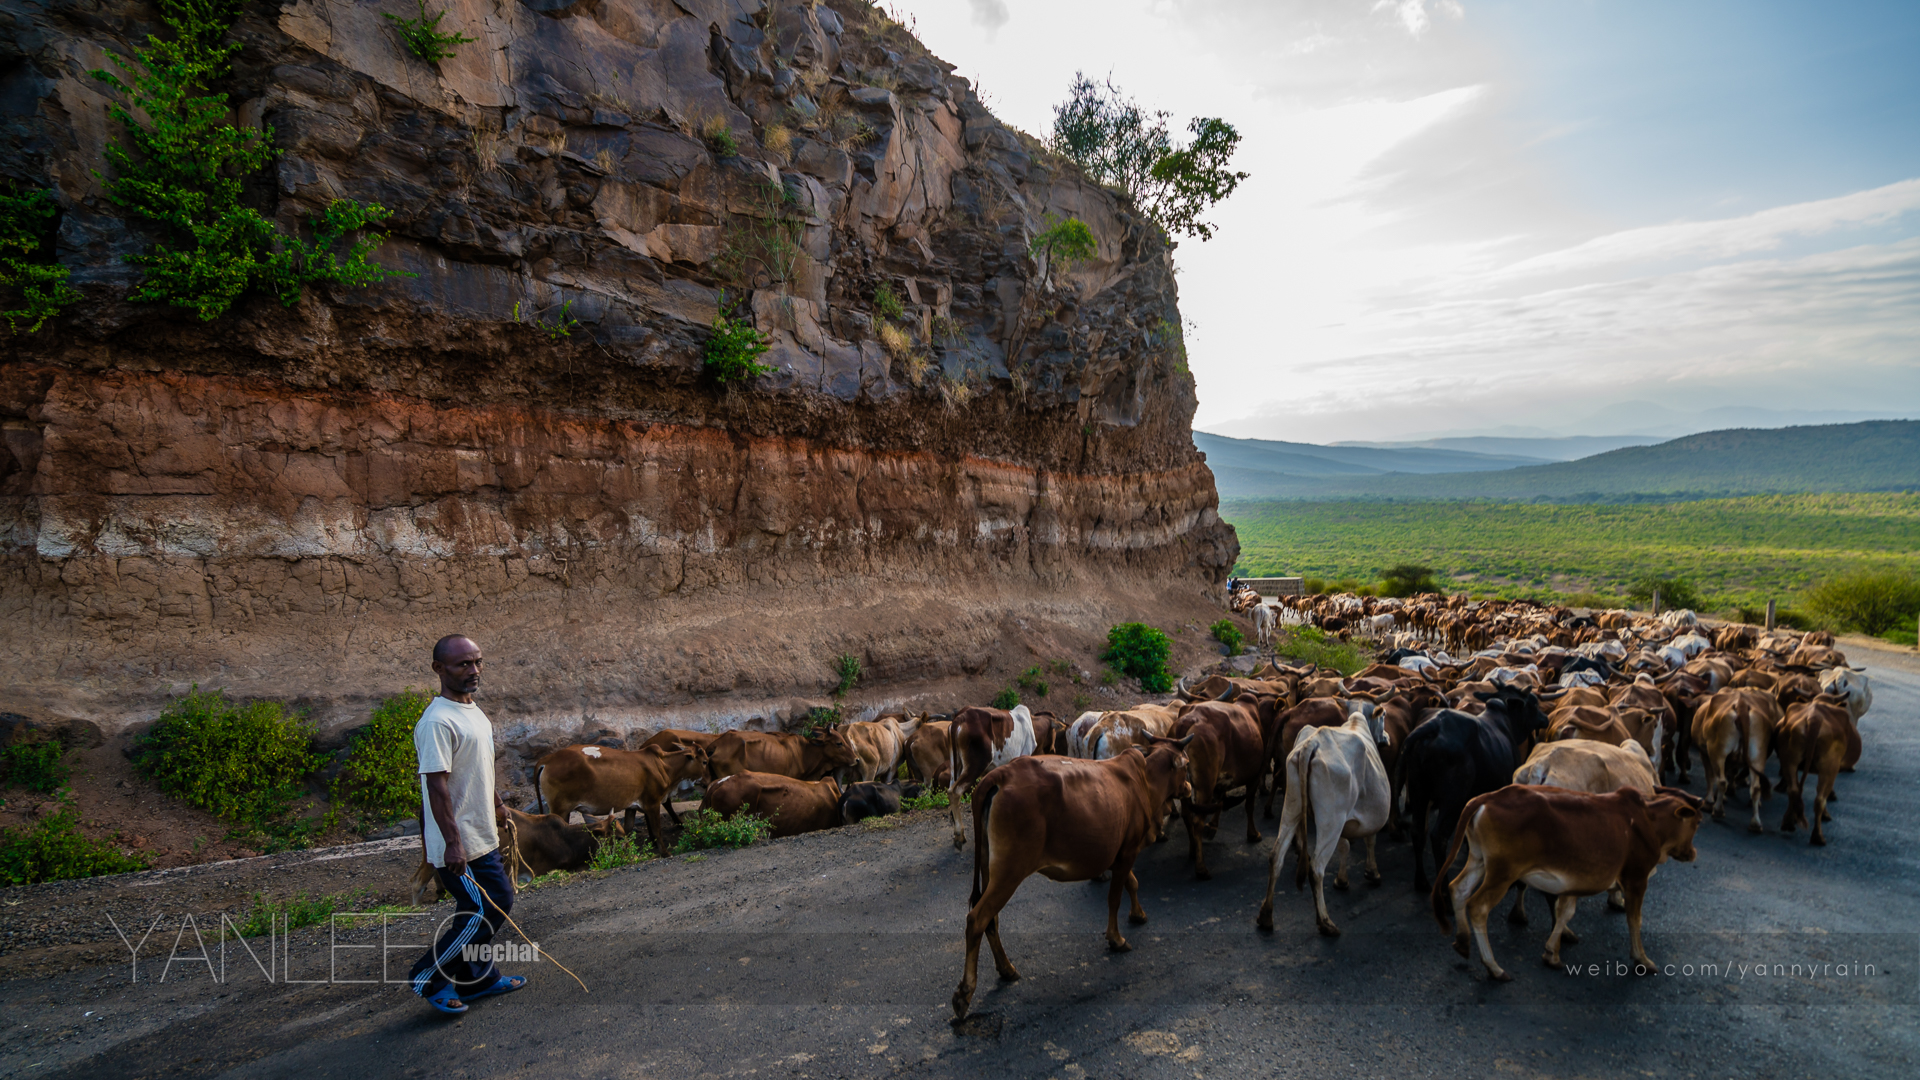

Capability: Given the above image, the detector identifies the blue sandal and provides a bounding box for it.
[427,986,468,1015]
[464,973,527,1001]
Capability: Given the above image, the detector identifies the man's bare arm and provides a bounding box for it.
[424,771,467,876]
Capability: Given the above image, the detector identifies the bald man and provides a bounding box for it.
[407,634,526,1015]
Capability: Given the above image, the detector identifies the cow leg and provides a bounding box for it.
[984,915,1018,982]
[1105,856,1141,951]
[1780,761,1804,835]
[1409,791,1432,894]
[1745,758,1769,834]
[1605,882,1625,913]
[948,777,969,850]
[1464,868,1514,982]
[1362,834,1381,886]
[1541,893,1579,968]
[644,801,671,858]
[1309,824,1345,935]
[1256,827,1289,931]
[1181,807,1210,880]
[1245,791,1262,844]
[1331,837,1351,892]
[1506,883,1529,926]
[1622,879,1657,973]
[1125,870,1148,925]
[953,871,1023,1018]
[1810,767,1836,846]
[1385,774,1406,841]
[1444,843,1485,946]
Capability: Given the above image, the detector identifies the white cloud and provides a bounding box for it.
[1491,178,1920,281]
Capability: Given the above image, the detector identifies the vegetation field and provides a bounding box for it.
[1222,493,1920,610]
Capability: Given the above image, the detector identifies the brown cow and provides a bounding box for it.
[1775,694,1852,845]
[408,807,622,899]
[947,705,1040,848]
[1691,688,1783,832]
[904,719,953,787]
[534,742,709,855]
[1168,701,1268,879]
[1432,785,1703,981]
[950,738,1194,1019]
[640,729,723,821]
[707,728,859,783]
[699,771,845,838]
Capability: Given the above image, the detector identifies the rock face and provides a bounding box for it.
[0,0,1236,733]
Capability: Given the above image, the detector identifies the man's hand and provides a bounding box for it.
[443,838,469,880]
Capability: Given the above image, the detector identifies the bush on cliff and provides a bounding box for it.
[1103,623,1174,694]
[334,690,432,825]
[133,687,327,827]
[1048,73,1248,242]
[90,0,406,320]
[1,185,80,333]
[704,292,774,384]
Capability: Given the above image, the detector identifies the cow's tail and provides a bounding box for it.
[1430,798,1476,930]
[533,764,547,816]
[969,775,1002,907]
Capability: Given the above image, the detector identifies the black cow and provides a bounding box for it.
[1397,684,1551,893]
[1380,648,1430,666]
[839,779,925,825]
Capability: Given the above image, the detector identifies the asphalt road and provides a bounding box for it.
[4,657,1917,1080]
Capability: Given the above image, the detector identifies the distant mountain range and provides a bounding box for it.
[1328,434,1660,462]
[1207,402,1918,444]
[1201,420,1920,502]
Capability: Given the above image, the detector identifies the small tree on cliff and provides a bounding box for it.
[1049,73,1248,242]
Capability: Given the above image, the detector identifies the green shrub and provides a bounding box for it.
[1301,577,1327,595]
[91,1,406,321]
[1015,666,1050,697]
[703,292,774,384]
[334,690,431,825]
[383,0,477,63]
[1380,564,1438,598]
[799,706,841,736]
[673,808,772,853]
[588,830,651,870]
[1,186,80,333]
[901,787,950,811]
[873,281,905,320]
[0,739,71,794]
[1209,619,1245,655]
[1274,626,1366,676]
[1099,667,1118,686]
[1805,570,1920,637]
[833,654,862,697]
[132,687,327,825]
[701,116,740,156]
[226,888,375,938]
[1103,623,1173,694]
[1029,214,1098,270]
[1048,73,1248,241]
[990,686,1021,710]
[1626,575,1704,612]
[1072,692,1092,711]
[0,803,147,885]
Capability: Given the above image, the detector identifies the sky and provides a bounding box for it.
[892,0,1920,443]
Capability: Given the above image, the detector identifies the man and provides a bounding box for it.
[407,634,528,1015]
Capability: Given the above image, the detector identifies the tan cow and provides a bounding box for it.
[1432,785,1703,981]
[1167,700,1268,880]
[837,714,922,783]
[533,742,709,854]
[1069,704,1183,760]
[699,771,844,838]
[950,738,1193,1019]
[1691,688,1784,831]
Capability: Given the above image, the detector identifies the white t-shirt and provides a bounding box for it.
[414,696,499,867]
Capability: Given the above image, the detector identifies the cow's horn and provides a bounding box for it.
[1221,681,1241,702]
[1175,676,1191,699]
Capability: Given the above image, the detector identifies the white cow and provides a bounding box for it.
[1253,603,1277,649]
[1672,633,1713,659]
[1817,667,1873,724]
[1254,708,1391,937]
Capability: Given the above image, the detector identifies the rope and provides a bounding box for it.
[461,866,591,994]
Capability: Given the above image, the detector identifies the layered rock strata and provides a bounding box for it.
[0,0,1236,732]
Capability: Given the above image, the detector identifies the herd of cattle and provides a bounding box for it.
[417,591,1878,1019]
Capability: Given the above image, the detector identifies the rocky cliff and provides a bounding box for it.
[0,0,1236,735]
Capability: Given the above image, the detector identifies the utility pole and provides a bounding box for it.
[1766,599,1775,631]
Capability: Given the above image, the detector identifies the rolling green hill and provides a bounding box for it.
[1208,420,1920,502]
[1221,493,1920,608]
